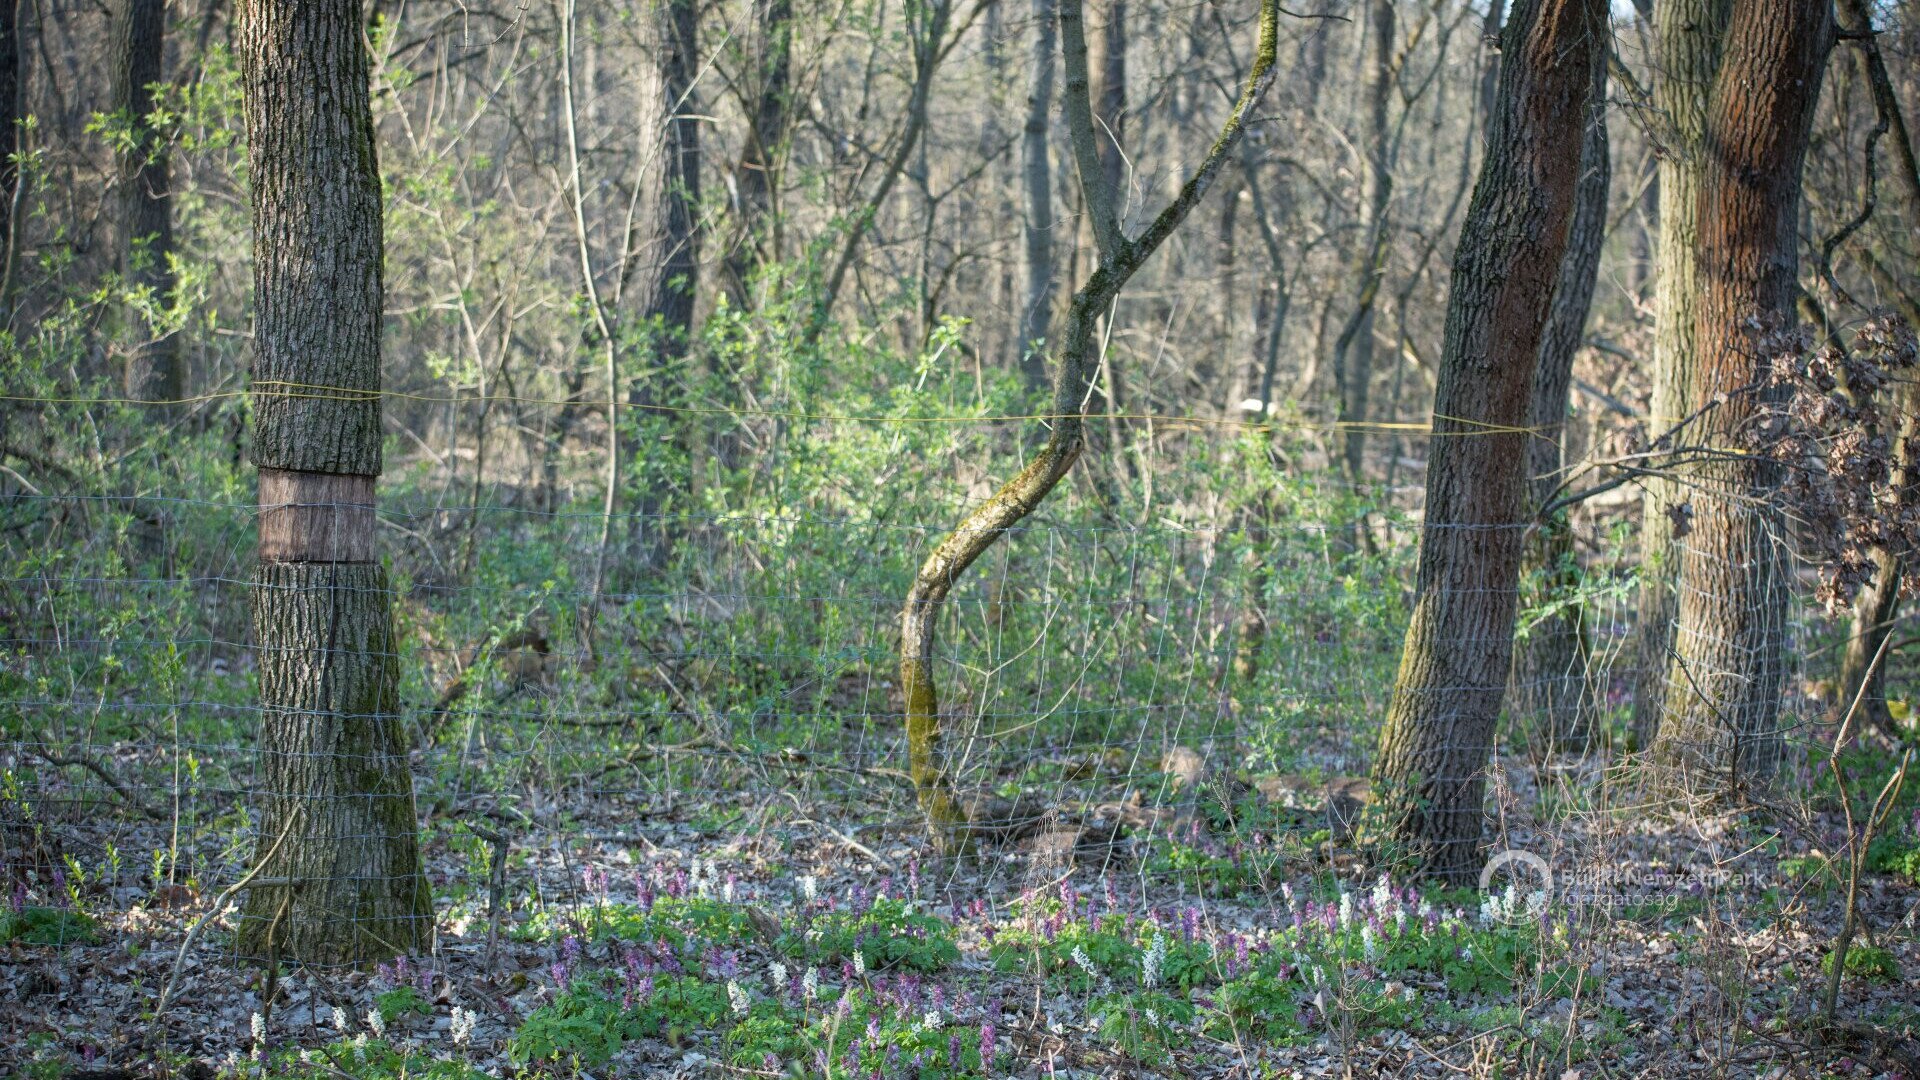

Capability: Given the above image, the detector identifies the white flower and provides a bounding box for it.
[250,1012,266,1048]
[1280,882,1296,911]
[331,1006,350,1032]
[450,1007,476,1046]
[1338,891,1354,928]
[800,875,818,901]
[1372,874,1393,911]
[1070,945,1096,977]
[727,980,750,1017]
[365,1008,386,1039]
[723,878,737,904]
[768,961,788,989]
[921,1009,942,1031]
[1361,924,1378,962]
[802,967,820,1001]
[852,949,867,976]
[1144,1007,1161,1028]
[1393,908,1407,934]
[1141,933,1168,989]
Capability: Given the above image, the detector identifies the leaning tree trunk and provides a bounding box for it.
[1653,0,1832,792]
[236,0,430,965]
[1512,53,1609,755]
[901,0,1280,850]
[1631,0,1728,747]
[112,0,179,405]
[1018,0,1058,393]
[1367,0,1600,884]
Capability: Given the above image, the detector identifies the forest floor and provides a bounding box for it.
[5,748,1920,1080]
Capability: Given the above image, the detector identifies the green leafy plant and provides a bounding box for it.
[778,896,958,973]
[0,906,99,946]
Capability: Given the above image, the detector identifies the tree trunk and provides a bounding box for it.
[723,0,793,304]
[901,0,1281,850]
[1653,0,1832,791]
[0,1,21,307]
[1512,53,1609,754]
[1019,0,1057,393]
[1094,0,1126,222]
[626,0,701,567]
[1331,0,1393,501]
[112,0,179,405]
[1631,0,1729,747]
[1366,0,1600,883]
[1833,0,1920,736]
[237,0,429,965]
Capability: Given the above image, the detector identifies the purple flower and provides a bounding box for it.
[978,1021,996,1067]
[948,1032,963,1068]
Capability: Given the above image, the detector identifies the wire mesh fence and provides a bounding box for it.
[6,465,1736,939]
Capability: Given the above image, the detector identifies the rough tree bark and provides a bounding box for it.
[901,0,1280,850]
[1019,0,1058,392]
[236,0,430,964]
[1512,52,1609,754]
[112,0,179,405]
[1366,0,1600,882]
[1653,0,1832,790]
[1631,0,1728,747]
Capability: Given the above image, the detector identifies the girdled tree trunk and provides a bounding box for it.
[1512,53,1609,755]
[236,0,430,965]
[112,0,179,405]
[1019,0,1058,393]
[1653,0,1832,791]
[1366,0,1600,883]
[1631,0,1729,747]
[901,0,1280,850]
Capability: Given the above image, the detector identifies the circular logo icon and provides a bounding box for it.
[1478,849,1553,924]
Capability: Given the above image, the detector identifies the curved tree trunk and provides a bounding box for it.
[112,0,179,405]
[902,0,1281,850]
[1512,53,1609,755]
[1631,0,1729,747]
[236,0,430,965]
[1653,0,1832,792]
[1366,0,1601,883]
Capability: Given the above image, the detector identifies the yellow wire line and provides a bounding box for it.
[3,382,1555,437]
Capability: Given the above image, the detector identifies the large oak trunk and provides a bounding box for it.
[1653,0,1832,791]
[1367,0,1600,883]
[236,0,429,964]
[1512,54,1609,754]
[1631,0,1727,746]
